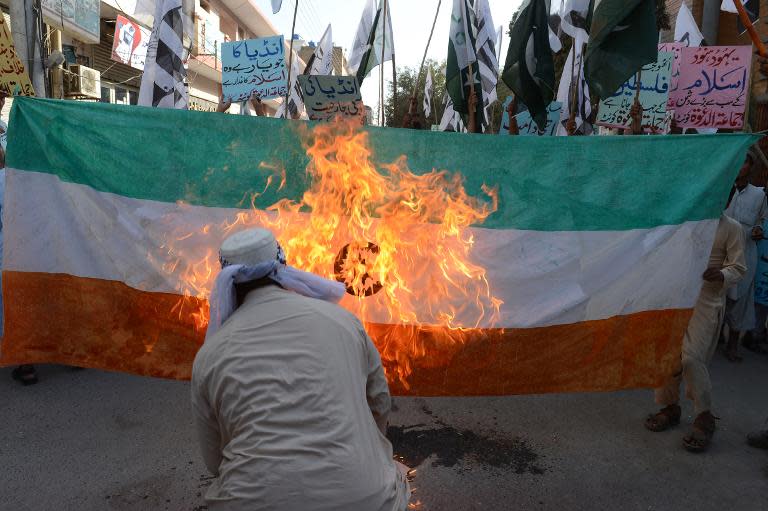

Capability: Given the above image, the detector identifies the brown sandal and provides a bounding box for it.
[683,412,717,452]
[645,404,681,432]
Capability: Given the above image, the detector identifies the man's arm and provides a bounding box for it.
[362,330,391,435]
[191,375,223,475]
[722,221,747,288]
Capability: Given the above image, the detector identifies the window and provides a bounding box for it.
[99,83,138,105]
[100,86,112,103]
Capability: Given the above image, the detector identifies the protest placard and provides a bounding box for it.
[0,16,35,96]
[111,15,150,70]
[221,36,287,102]
[658,43,683,110]
[498,97,561,136]
[672,46,752,130]
[298,75,364,123]
[597,52,673,133]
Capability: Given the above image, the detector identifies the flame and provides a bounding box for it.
[160,120,502,385]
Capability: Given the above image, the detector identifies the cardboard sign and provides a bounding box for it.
[298,75,364,123]
[111,15,151,70]
[672,46,752,130]
[498,97,562,136]
[0,16,35,96]
[221,36,287,102]
[597,52,673,133]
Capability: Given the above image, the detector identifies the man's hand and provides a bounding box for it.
[469,91,478,111]
[753,225,764,241]
[703,267,724,283]
[249,92,266,116]
[216,95,232,113]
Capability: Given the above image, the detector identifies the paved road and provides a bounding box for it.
[1,353,766,511]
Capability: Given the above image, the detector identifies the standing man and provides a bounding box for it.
[192,228,410,511]
[645,213,746,452]
[724,153,767,362]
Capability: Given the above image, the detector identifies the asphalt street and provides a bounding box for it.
[1,353,767,511]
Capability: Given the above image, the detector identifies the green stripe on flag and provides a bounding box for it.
[8,97,757,231]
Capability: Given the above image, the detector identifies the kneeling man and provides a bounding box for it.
[192,228,410,510]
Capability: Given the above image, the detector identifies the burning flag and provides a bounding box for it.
[0,97,758,395]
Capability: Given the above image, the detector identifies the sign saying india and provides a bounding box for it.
[221,36,287,102]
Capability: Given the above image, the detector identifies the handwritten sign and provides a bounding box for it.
[672,46,752,130]
[515,102,562,136]
[111,15,150,70]
[597,52,673,133]
[0,16,35,96]
[658,43,683,111]
[298,75,364,123]
[221,36,287,102]
[498,97,562,136]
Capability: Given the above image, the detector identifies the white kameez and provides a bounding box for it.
[656,215,746,413]
[191,285,409,511]
[724,184,767,331]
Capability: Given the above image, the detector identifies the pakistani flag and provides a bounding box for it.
[446,0,483,127]
[501,0,555,131]
[584,0,658,99]
[350,0,394,87]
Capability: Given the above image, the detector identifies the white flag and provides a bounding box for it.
[439,93,467,133]
[349,0,394,80]
[555,32,590,135]
[559,0,590,40]
[423,68,434,117]
[271,0,283,14]
[348,0,376,73]
[721,0,737,13]
[472,0,498,130]
[449,0,476,71]
[310,24,334,75]
[275,56,304,119]
[139,0,188,109]
[675,3,704,47]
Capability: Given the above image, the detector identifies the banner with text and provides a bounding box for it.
[597,52,673,133]
[672,46,751,130]
[298,75,364,123]
[0,16,35,96]
[221,36,287,102]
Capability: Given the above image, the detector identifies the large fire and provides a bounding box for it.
[162,120,501,386]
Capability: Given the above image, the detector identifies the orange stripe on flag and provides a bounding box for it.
[0,271,687,395]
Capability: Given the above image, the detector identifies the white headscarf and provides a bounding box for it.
[205,244,346,341]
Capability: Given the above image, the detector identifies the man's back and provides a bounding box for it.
[192,285,407,511]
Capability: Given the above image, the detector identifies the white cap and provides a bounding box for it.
[219,228,281,268]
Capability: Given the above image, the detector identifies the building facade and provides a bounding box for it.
[2,0,300,120]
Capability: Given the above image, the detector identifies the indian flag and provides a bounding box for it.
[0,98,756,395]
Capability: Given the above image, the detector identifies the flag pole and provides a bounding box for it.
[733,0,767,57]
[380,0,389,125]
[631,69,643,135]
[567,38,578,135]
[414,0,442,103]
[284,0,299,118]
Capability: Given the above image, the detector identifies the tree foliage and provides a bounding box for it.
[383,59,447,129]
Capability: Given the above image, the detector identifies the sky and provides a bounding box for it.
[252,0,525,117]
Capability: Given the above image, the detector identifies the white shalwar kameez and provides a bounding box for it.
[724,184,767,331]
[191,285,410,511]
[656,215,746,413]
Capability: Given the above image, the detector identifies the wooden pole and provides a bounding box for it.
[379,0,389,126]
[733,0,767,57]
[567,39,578,135]
[283,0,299,118]
[631,70,643,135]
[414,0,442,104]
